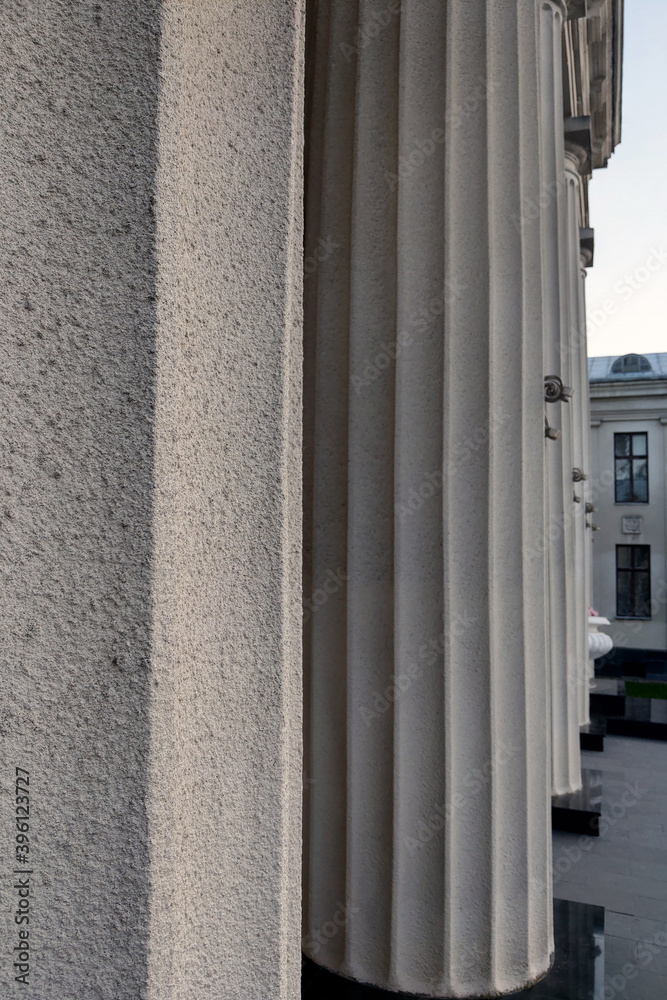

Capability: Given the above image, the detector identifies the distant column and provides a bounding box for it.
[540,0,583,796]
[579,247,597,702]
[565,144,594,728]
[303,1,552,995]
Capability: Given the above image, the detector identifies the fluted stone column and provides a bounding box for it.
[579,249,597,697]
[303,2,552,996]
[0,4,304,998]
[564,146,592,728]
[539,0,583,796]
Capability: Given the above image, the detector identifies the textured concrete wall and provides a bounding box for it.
[148,2,304,998]
[0,2,303,998]
[0,4,158,996]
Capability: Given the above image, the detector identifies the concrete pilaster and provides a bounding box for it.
[0,3,304,998]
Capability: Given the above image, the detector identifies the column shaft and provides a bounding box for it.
[304,2,552,995]
[564,147,592,727]
[578,258,596,691]
[539,0,583,796]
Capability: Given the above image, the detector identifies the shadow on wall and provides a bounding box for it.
[0,3,160,996]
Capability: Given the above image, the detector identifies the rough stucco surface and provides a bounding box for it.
[148,2,304,998]
[0,2,303,997]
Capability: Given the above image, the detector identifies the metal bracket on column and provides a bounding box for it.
[545,414,561,441]
[545,375,573,404]
[572,468,588,482]
[574,494,582,503]
[585,502,597,513]
[586,520,600,530]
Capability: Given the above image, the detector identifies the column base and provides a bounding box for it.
[301,960,554,1000]
[589,679,626,718]
[552,769,602,836]
[302,900,604,999]
[580,722,606,752]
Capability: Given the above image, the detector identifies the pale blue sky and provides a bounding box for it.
[586,0,667,358]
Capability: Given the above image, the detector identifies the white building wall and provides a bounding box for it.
[589,364,667,655]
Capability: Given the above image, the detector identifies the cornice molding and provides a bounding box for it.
[590,378,667,399]
[563,0,623,169]
[589,410,667,422]
[565,140,590,176]
[564,117,592,165]
[544,0,568,19]
[579,226,594,267]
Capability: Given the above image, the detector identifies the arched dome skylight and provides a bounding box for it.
[610,354,653,374]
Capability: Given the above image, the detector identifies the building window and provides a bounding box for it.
[614,432,648,503]
[616,545,651,619]
[611,354,653,374]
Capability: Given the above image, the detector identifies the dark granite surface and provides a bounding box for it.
[302,900,604,999]
[552,768,602,835]
[303,737,667,999]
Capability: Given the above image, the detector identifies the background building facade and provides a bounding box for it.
[589,353,667,670]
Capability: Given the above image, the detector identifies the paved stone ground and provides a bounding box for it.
[553,735,667,1000]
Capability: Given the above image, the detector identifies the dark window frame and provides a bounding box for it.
[616,544,651,620]
[614,431,649,504]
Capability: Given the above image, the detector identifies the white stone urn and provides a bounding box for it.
[588,617,614,661]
